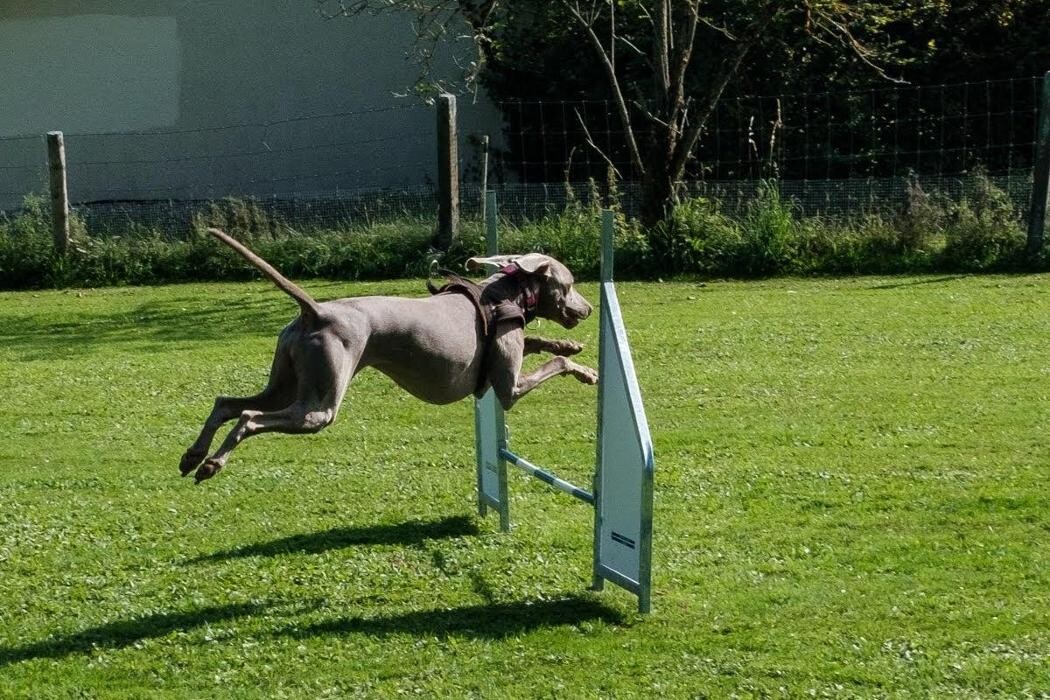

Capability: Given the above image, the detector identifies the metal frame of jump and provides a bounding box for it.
[474,192,655,613]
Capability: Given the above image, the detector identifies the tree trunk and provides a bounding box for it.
[638,128,679,231]
[639,170,675,230]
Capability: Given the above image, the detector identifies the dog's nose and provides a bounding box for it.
[577,297,593,320]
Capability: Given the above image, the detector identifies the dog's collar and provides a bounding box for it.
[499,263,538,317]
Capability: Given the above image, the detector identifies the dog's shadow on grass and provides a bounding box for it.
[0,517,622,666]
[0,600,303,668]
[0,595,621,667]
[273,595,624,642]
[185,515,480,565]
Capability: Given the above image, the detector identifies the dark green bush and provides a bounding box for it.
[738,183,799,276]
[939,172,1027,271]
[650,196,742,275]
[0,185,1043,290]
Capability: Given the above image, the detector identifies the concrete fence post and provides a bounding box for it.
[47,131,70,255]
[436,93,460,250]
[1028,71,1050,257]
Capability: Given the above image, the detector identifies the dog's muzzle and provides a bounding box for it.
[563,294,592,327]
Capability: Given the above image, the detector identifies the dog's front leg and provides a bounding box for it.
[523,336,584,357]
[490,324,597,411]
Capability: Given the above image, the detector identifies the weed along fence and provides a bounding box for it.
[475,194,655,613]
[4,75,1049,251]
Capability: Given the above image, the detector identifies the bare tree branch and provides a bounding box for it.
[810,8,906,84]
[667,0,702,128]
[654,0,672,98]
[560,0,647,176]
[670,30,758,180]
[573,109,623,180]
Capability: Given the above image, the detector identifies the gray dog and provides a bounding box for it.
[180,228,597,483]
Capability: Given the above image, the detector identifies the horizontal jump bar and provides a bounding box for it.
[499,448,594,504]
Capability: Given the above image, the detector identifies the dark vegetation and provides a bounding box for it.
[1,172,1041,290]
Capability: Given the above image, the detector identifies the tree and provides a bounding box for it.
[553,1,910,229]
[320,1,907,231]
[317,1,501,93]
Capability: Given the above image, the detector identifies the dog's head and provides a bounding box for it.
[466,253,592,329]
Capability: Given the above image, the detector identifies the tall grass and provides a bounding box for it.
[0,173,1040,290]
[651,173,1032,278]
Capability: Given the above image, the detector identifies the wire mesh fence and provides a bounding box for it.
[0,76,1045,238]
[489,76,1043,216]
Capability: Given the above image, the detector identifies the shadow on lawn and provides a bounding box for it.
[867,275,963,290]
[0,596,621,666]
[0,600,298,667]
[0,294,287,360]
[0,280,419,361]
[186,515,480,565]
[274,596,624,641]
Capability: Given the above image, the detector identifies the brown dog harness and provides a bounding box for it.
[428,262,540,395]
[427,263,539,335]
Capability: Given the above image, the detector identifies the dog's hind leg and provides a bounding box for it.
[191,333,359,483]
[179,342,296,477]
[192,400,338,482]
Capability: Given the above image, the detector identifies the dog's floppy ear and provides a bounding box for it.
[466,253,552,276]
[466,255,517,274]
[511,253,552,276]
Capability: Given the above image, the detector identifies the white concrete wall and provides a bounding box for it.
[0,2,501,207]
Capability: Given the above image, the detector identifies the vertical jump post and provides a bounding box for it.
[473,197,654,613]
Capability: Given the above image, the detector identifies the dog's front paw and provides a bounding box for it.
[573,366,599,385]
[555,340,584,356]
[194,460,223,484]
[179,450,205,476]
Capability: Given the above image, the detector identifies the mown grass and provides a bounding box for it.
[0,274,1047,697]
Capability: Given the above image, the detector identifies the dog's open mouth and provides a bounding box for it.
[562,309,589,328]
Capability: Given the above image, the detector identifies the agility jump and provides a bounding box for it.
[474,194,655,613]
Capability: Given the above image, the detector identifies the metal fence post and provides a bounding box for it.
[47,131,70,255]
[436,93,459,249]
[1028,71,1050,257]
[480,134,489,226]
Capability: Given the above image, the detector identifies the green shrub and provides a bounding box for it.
[0,183,1041,289]
[739,182,799,276]
[0,195,62,288]
[191,197,281,239]
[894,178,946,256]
[940,172,1026,271]
[650,196,742,275]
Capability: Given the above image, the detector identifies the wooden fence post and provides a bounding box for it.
[47,131,70,255]
[436,93,459,249]
[1028,71,1050,257]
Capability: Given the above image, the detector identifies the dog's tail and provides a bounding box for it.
[207,228,323,321]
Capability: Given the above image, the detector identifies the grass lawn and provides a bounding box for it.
[0,274,1047,697]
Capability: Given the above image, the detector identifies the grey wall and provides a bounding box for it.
[0,2,500,207]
